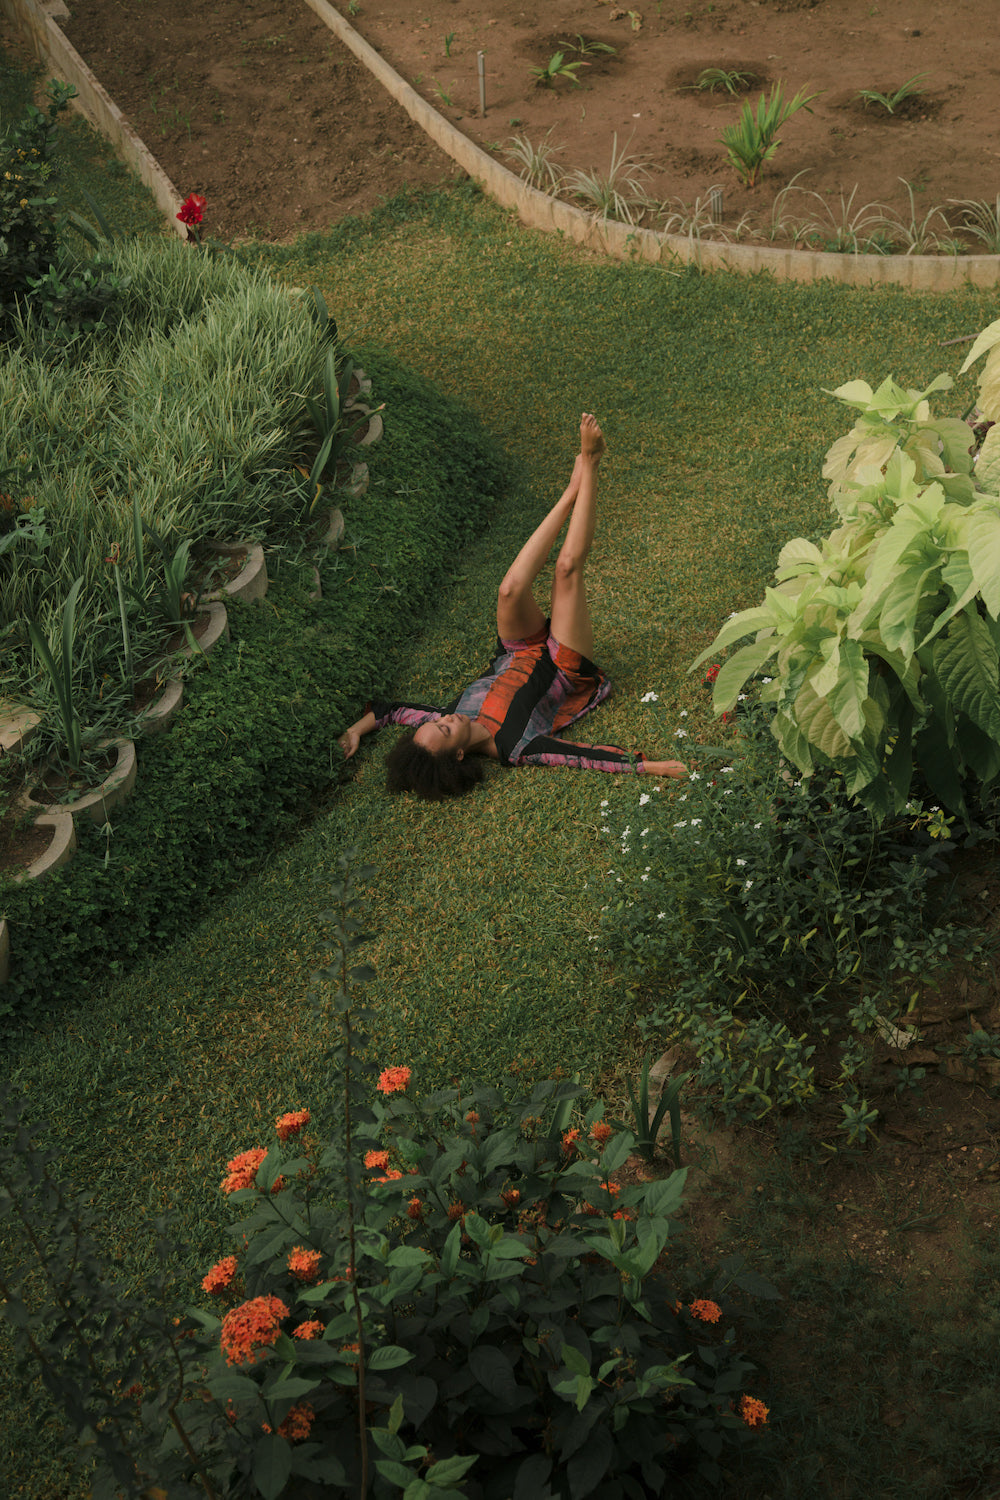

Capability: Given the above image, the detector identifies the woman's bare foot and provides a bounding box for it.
[580,412,606,463]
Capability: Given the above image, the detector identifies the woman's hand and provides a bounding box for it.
[641,759,687,779]
[338,709,378,760]
[338,727,362,759]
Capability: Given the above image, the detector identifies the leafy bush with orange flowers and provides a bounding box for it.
[0,857,776,1498]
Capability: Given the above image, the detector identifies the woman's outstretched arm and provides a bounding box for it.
[338,709,378,759]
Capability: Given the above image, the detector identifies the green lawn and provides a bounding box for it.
[2,54,999,1493]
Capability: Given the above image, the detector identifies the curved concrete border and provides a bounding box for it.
[202,541,269,606]
[302,0,1000,290]
[0,0,185,234]
[24,737,137,825]
[5,0,998,285]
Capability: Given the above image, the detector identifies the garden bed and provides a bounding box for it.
[48,0,998,253]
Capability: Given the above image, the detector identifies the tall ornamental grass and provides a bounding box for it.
[1,236,328,732]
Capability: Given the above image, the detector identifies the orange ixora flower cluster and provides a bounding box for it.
[293,1320,324,1340]
[589,1120,613,1146]
[287,1247,322,1283]
[377,1065,412,1095]
[262,1400,315,1442]
[364,1149,390,1171]
[739,1394,769,1428]
[201,1255,238,1295]
[275,1109,311,1141]
[220,1295,288,1366]
[688,1299,723,1324]
[221,1147,267,1195]
[561,1128,581,1157]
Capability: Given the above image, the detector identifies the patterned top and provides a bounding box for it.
[371,624,644,774]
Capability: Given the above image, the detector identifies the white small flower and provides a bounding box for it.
[600,799,609,808]
[753,822,762,830]
[744,879,754,890]
[639,793,651,806]
[679,793,687,802]
[641,873,650,881]
[690,817,701,826]
[674,729,687,739]
[680,709,688,718]
[641,828,650,837]
[689,772,701,781]
[736,858,747,867]
[761,676,772,684]
[723,788,733,795]
[738,694,747,702]
[673,821,688,829]
[721,766,734,773]
[640,691,659,703]
[657,912,666,920]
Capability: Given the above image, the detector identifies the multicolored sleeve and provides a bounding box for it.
[514,734,643,773]
[368,699,444,731]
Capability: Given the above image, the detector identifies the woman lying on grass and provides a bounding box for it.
[338,414,687,801]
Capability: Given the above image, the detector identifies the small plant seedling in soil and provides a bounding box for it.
[530,51,589,88]
[690,67,756,95]
[855,73,929,114]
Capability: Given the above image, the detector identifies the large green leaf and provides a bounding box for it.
[712,636,781,712]
[828,638,869,740]
[959,315,1000,379]
[793,680,852,760]
[914,715,968,818]
[877,563,938,658]
[933,610,1000,742]
[975,426,1000,500]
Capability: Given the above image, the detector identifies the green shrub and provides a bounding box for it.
[0,861,775,1497]
[0,79,75,324]
[600,695,969,1125]
[694,316,1000,821]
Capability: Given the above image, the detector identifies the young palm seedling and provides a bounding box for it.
[530,51,588,88]
[855,72,928,114]
[719,81,822,188]
[690,66,756,96]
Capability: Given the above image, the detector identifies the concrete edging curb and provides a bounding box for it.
[302,0,1000,290]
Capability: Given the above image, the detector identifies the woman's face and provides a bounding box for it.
[413,712,472,757]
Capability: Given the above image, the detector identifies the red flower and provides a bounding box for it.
[377,1065,412,1094]
[275,1108,310,1141]
[176,192,206,226]
[703,662,721,685]
[201,1255,238,1295]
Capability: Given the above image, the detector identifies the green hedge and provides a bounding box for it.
[0,351,507,1025]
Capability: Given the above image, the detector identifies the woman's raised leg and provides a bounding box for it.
[548,413,605,659]
[495,451,584,641]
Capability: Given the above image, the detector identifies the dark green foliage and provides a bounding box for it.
[0,859,773,1498]
[602,696,975,1122]
[0,353,507,1024]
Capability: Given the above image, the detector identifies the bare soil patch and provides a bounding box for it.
[14,0,991,250]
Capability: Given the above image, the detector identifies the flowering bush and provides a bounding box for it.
[601,696,968,1126]
[0,858,776,1498]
